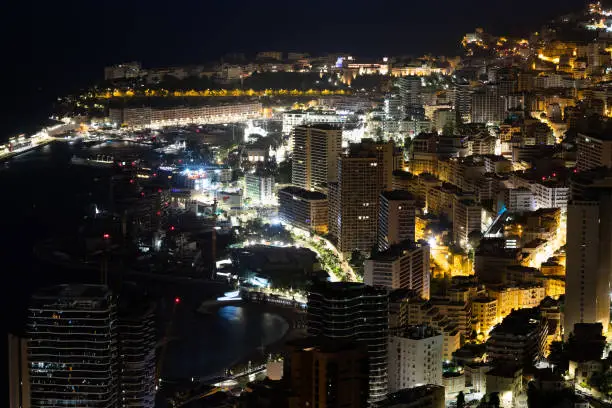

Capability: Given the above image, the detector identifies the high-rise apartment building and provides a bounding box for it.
[278,186,328,234]
[245,170,275,206]
[471,85,506,124]
[397,76,423,108]
[486,308,547,366]
[565,186,612,339]
[353,139,403,191]
[286,336,369,408]
[378,190,416,252]
[453,83,473,124]
[307,282,389,403]
[8,334,30,408]
[576,133,612,171]
[452,198,482,247]
[117,302,156,408]
[364,240,430,298]
[388,325,443,392]
[27,285,119,408]
[328,154,380,253]
[292,124,342,191]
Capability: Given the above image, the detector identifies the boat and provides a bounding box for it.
[70,155,115,167]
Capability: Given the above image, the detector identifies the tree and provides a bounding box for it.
[457,391,465,408]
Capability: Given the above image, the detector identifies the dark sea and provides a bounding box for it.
[0,141,288,404]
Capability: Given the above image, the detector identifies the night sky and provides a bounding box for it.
[1,0,581,137]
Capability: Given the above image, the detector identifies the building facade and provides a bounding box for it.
[378,190,416,252]
[307,283,389,403]
[388,326,443,392]
[27,285,119,408]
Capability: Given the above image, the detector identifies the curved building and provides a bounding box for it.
[307,282,389,404]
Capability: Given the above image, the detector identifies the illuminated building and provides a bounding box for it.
[307,282,388,403]
[282,109,349,135]
[576,133,612,171]
[397,76,423,108]
[328,152,380,253]
[486,308,547,366]
[286,336,368,408]
[391,170,422,200]
[256,51,283,61]
[245,171,275,206]
[472,296,498,338]
[533,180,569,212]
[27,285,119,408]
[388,326,443,392]
[487,284,546,320]
[117,302,156,408]
[452,199,482,248]
[278,186,328,234]
[291,124,342,191]
[471,85,506,124]
[485,366,523,408]
[565,186,612,339]
[503,188,536,213]
[378,190,416,251]
[109,102,262,127]
[104,62,141,80]
[364,240,430,297]
[376,385,445,408]
[453,84,473,123]
[400,298,461,360]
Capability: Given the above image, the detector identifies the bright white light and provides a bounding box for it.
[428,237,436,248]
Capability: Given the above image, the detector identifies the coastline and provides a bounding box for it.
[198,300,307,376]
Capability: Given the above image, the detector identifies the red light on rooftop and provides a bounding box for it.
[141,192,145,197]
[573,169,578,173]
[153,173,157,177]
[103,233,110,239]
[158,188,162,193]
[174,297,180,304]
[130,179,134,184]
[542,176,546,181]
[170,226,175,231]
[156,211,161,216]
[552,172,556,177]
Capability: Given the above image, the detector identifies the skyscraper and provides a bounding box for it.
[117,301,156,408]
[565,186,612,339]
[378,190,416,252]
[27,285,119,408]
[329,154,380,253]
[397,76,422,108]
[307,282,389,404]
[292,124,342,191]
[285,336,369,408]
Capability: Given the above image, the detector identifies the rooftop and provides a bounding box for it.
[369,239,425,262]
[33,284,111,300]
[279,186,327,200]
[487,364,522,378]
[381,189,414,201]
[377,385,444,407]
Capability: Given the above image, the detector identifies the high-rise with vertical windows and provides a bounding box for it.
[329,154,380,253]
[307,282,389,404]
[565,186,612,339]
[117,301,156,408]
[364,240,430,298]
[378,190,416,252]
[292,124,342,191]
[27,285,119,408]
